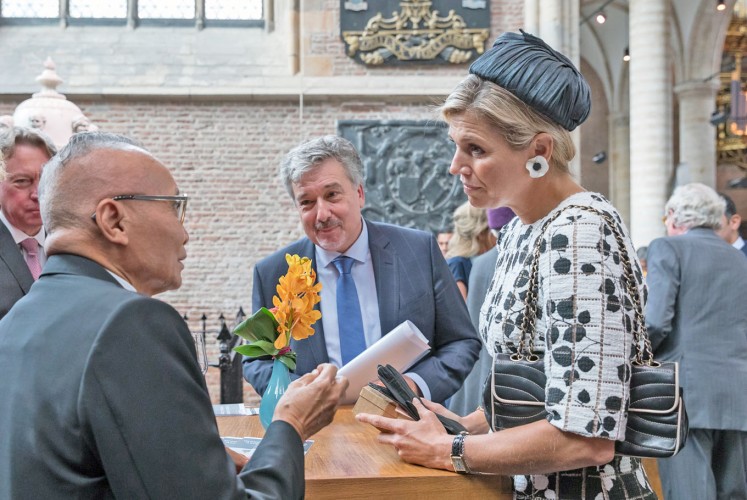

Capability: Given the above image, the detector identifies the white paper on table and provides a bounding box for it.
[337,320,430,404]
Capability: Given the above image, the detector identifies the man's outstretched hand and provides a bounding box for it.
[273,363,349,441]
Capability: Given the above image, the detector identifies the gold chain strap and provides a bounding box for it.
[515,204,656,366]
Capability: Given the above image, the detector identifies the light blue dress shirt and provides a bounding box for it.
[315,219,431,399]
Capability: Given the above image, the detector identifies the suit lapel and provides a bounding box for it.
[0,222,34,293]
[298,238,329,366]
[367,221,399,335]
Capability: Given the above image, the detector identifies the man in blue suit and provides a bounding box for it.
[244,135,480,403]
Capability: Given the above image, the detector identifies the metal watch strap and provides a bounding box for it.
[450,433,471,474]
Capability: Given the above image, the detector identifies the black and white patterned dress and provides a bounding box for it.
[480,192,657,499]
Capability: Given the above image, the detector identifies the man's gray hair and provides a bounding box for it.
[0,126,57,161]
[39,132,147,232]
[665,182,725,230]
[279,135,364,200]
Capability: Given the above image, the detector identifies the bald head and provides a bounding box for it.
[39,132,189,296]
[39,132,154,234]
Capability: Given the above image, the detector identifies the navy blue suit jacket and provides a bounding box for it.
[243,220,480,403]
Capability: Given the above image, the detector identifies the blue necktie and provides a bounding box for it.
[333,256,366,365]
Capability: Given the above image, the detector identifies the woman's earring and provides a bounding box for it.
[526,156,549,178]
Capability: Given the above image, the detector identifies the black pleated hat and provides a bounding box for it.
[469,30,591,131]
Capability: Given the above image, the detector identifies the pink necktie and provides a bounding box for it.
[20,238,42,280]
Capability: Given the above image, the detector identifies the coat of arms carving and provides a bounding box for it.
[341,0,490,66]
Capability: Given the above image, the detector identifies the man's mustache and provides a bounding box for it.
[315,219,342,231]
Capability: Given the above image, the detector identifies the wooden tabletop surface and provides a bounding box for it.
[217,407,511,499]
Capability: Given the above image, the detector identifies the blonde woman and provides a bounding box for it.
[445,201,494,300]
[358,31,655,499]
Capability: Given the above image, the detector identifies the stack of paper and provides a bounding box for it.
[338,320,430,404]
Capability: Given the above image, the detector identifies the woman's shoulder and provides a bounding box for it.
[546,192,626,230]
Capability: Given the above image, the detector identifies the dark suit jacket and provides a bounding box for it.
[0,254,304,499]
[741,244,747,257]
[645,228,747,431]
[244,220,480,403]
[0,221,34,320]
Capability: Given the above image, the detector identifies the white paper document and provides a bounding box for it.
[337,320,430,404]
[222,437,313,459]
[212,404,260,416]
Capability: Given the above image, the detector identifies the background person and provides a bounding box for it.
[444,201,493,300]
[448,206,515,417]
[357,31,656,499]
[0,132,347,499]
[0,126,56,319]
[244,135,480,403]
[646,183,747,500]
[717,191,747,257]
[636,245,649,277]
[436,227,453,257]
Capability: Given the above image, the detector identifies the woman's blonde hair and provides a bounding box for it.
[440,74,575,173]
[446,201,488,259]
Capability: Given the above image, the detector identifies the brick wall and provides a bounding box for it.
[0,1,537,402]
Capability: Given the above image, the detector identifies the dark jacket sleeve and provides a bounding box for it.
[238,421,304,500]
[82,297,304,499]
[644,238,680,353]
[407,233,481,402]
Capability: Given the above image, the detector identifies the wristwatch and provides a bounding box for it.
[450,432,471,474]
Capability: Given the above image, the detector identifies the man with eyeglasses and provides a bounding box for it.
[0,126,57,320]
[0,132,347,498]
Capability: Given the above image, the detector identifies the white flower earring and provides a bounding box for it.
[526,156,549,178]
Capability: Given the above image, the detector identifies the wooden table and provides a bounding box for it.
[218,408,511,499]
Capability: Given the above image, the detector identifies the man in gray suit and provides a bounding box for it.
[244,136,480,403]
[646,182,747,500]
[0,127,56,319]
[0,132,347,498]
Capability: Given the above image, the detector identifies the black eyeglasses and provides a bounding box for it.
[90,194,188,224]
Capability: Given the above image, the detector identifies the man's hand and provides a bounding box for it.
[273,363,349,441]
[225,446,249,474]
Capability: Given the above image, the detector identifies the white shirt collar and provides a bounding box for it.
[105,269,137,292]
[0,210,45,247]
[314,218,369,268]
[734,236,746,251]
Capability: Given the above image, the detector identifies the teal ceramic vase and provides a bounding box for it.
[259,358,291,429]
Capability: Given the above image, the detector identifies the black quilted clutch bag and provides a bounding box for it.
[375,364,468,435]
[482,205,689,459]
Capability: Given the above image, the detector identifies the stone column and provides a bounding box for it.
[537,0,582,180]
[629,0,671,247]
[609,112,631,225]
[674,80,720,187]
[524,0,539,35]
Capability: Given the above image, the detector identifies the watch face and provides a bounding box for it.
[451,457,467,473]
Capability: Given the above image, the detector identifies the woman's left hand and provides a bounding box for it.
[356,399,454,470]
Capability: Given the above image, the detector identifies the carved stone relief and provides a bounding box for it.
[340,0,490,66]
[338,120,466,233]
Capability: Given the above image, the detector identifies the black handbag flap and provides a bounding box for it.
[628,362,681,414]
[490,352,546,407]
